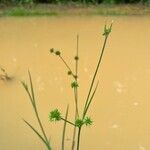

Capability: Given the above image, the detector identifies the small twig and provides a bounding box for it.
[61,117,76,127]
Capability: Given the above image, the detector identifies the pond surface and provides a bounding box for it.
[0,16,150,150]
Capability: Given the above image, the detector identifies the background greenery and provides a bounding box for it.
[0,0,150,5]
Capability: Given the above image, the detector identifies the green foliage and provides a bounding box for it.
[5,7,30,16]
[16,0,33,4]
[0,0,34,4]
[0,0,150,4]
[3,7,58,16]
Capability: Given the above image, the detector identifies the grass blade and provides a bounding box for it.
[21,81,34,106]
[83,35,108,118]
[83,81,99,118]
[62,105,69,150]
[28,70,36,107]
[23,119,48,146]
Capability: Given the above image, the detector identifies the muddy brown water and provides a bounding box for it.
[0,16,150,150]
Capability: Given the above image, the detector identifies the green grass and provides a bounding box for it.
[0,4,150,17]
[1,7,58,16]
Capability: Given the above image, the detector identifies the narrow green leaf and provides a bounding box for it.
[23,119,48,146]
[62,105,69,150]
[21,81,34,106]
[28,71,36,107]
[83,81,99,118]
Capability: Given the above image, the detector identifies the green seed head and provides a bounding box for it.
[71,81,78,88]
[103,21,113,37]
[75,118,84,128]
[84,117,93,126]
[49,109,61,121]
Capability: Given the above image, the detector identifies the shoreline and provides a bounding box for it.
[0,4,150,17]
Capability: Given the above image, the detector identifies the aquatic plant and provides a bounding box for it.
[49,22,113,150]
[22,22,112,150]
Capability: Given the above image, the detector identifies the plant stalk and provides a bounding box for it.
[59,55,76,79]
[71,34,79,150]
[34,107,51,149]
[77,127,82,150]
[28,72,51,150]
[83,35,108,118]
[61,117,76,126]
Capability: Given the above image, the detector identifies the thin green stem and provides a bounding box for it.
[74,35,79,117]
[77,127,82,150]
[34,107,51,149]
[83,81,99,118]
[23,119,48,147]
[71,127,76,150]
[74,88,79,117]
[83,35,108,118]
[61,117,76,126]
[21,81,34,107]
[71,34,79,150]
[75,34,79,117]
[62,105,69,150]
[28,71,35,106]
[75,34,79,77]
[59,55,76,79]
[23,72,51,150]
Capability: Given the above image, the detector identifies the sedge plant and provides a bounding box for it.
[22,22,112,150]
[49,22,113,150]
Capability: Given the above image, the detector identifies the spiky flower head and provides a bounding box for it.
[49,109,61,121]
[84,117,93,126]
[71,81,78,88]
[103,21,113,37]
[75,118,84,128]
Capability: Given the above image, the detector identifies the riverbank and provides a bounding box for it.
[0,4,150,16]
